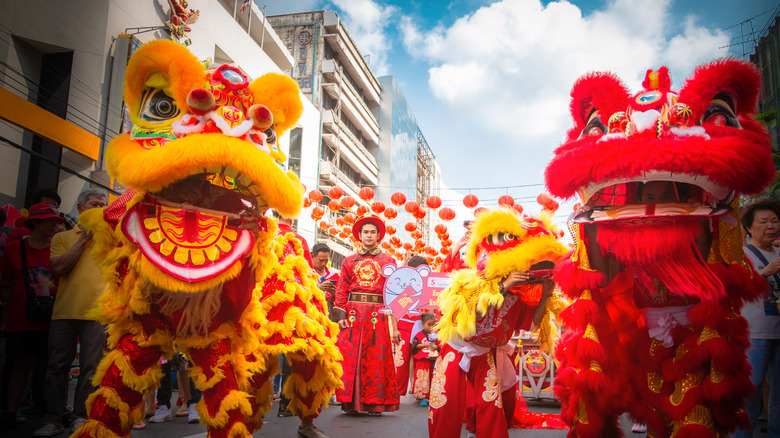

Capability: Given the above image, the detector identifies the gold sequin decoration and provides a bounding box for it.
[670,371,705,406]
[583,324,600,343]
[569,222,596,271]
[589,360,602,373]
[710,201,752,273]
[673,343,688,363]
[580,290,592,300]
[647,371,663,393]
[710,362,726,384]
[649,338,662,358]
[576,400,589,425]
[697,327,720,345]
[671,405,714,437]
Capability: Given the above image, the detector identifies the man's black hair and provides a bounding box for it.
[311,242,331,257]
[30,188,61,207]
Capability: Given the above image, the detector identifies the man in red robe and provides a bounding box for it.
[333,214,399,414]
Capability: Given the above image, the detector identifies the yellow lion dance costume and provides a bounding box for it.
[72,40,341,438]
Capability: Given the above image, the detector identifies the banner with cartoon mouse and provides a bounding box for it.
[381,264,451,318]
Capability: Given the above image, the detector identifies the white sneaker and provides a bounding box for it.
[329,394,340,406]
[188,404,200,424]
[149,405,172,423]
[298,423,329,438]
[466,433,476,438]
[69,418,87,434]
[631,422,647,433]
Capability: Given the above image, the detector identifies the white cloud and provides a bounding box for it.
[402,0,730,141]
[331,0,398,75]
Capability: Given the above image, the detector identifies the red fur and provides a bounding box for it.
[567,72,631,140]
[678,59,761,119]
[553,257,605,297]
[642,66,671,91]
[599,221,725,302]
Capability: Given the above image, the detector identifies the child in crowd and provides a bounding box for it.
[411,313,439,406]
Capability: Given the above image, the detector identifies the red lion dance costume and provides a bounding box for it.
[428,209,569,438]
[73,40,341,438]
[545,60,774,437]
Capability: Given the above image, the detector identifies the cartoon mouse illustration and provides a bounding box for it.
[381,264,431,316]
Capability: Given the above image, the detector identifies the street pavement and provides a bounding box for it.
[12,386,771,437]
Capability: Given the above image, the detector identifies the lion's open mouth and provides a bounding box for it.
[572,171,734,223]
[120,169,267,282]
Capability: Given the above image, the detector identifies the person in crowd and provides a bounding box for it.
[29,189,70,232]
[311,242,339,318]
[736,198,780,438]
[333,213,399,415]
[393,254,427,397]
[0,203,64,432]
[310,242,339,405]
[148,353,201,424]
[34,189,109,437]
[411,312,439,406]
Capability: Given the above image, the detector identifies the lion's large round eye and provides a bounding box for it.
[700,95,740,129]
[140,89,181,123]
[504,234,516,242]
[579,115,607,139]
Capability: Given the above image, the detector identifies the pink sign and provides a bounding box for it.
[418,272,451,310]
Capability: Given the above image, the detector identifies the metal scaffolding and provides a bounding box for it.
[417,127,434,242]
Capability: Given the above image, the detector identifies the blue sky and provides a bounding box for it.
[265,0,780,229]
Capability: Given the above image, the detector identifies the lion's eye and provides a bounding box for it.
[579,115,607,139]
[504,234,516,241]
[139,89,181,123]
[700,94,740,129]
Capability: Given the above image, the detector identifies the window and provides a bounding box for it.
[288,128,302,178]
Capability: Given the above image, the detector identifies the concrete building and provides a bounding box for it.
[0,0,319,229]
[269,10,381,265]
[751,12,780,152]
[376,75,441,245]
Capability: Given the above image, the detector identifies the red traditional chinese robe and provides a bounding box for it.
[333,247,399,412]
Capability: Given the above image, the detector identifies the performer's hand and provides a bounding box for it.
[502,271,530,290]
[394,332,402,344]
[338,319,349,330]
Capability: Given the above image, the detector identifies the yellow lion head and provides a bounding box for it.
[107,40,305,285]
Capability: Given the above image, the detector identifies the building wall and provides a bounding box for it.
[753,15,780,152]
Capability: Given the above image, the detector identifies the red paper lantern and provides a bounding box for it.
[474,207,486,216]
[404,201,420,213]
[573,202,582,212]
[498,195,515,207]
[319,220,329,229]
[425,195,442,210]
[371,201,386,214]
[404,222,417,232]
[434,256,443,264]
[403,242,413,251]
[411,230,422,240]
[537,193,558,211]
[463,194,479,209]
[383,207,398,220]
[415,239,425,249]
[513,204,524,215]
[381,241,391,250]
[328,226,338,236]
[343,213,356,224]
[442,239,453,247]
[440,232,449,240]
[390,236,401,247]
[438,207,456,221]
[327,199,341,212]
[440,247,449,255]
[308,190,323,202]
[434,224,448,234]
[359,187,375,201]
[386,225,397,235]
[413,209,427,220]
[356,205,369,216]
[335,217,345,226]
[303,197,312,208]
[311,206,325,220]
[340,196,355,209]
[391,192,407,206]
[328,186,343,200]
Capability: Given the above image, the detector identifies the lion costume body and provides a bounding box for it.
[73,40,341,438]
[427,209,569,438]
[545,60,774,437]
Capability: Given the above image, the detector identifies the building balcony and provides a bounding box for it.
[322,12,381,106]
[321,87,379,146]
[319,160,360,197]
[321,111,379,183]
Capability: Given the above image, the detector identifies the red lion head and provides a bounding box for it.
[546,60,773,223]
